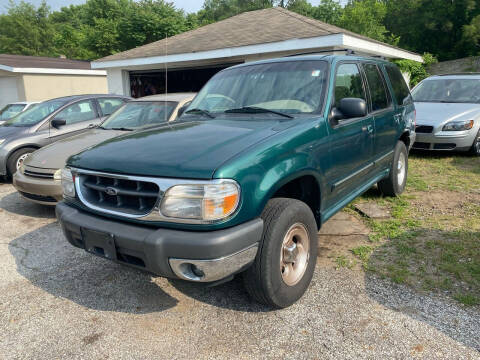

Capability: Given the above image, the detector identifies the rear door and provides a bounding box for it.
[361,62,396,160]
[325,62,375,207]
[47,99,100,143]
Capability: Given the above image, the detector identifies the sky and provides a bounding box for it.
[1,0,342,14]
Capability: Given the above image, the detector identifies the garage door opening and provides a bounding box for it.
[129,64,241,98]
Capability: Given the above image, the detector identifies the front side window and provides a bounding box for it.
[98,98,126,116]
[186,60,328,116]
[0,104,25,121]
[334,63,366,108]
[412,78,480,103]
[3,100,67,127]
[101,101,177,130]
[363,63,390,111]
[385,66,411,105]
[54,100,97,124]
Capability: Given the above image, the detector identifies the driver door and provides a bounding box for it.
[47,99,100,143]
[324,62,375,209]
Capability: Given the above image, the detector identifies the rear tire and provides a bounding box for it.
[378,141,408,197]
[243,198,318,308]
[470,129,480,156]
[7,147,36,176]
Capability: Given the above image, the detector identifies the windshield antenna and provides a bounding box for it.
[165,33,168,123]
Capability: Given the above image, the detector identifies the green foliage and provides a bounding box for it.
[393,53,438,87]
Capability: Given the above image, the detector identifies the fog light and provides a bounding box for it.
[191,264,205,278]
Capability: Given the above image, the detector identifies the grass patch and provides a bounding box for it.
[335,255,355,269]
[355,153,480,306]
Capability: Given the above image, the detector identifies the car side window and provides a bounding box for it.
[334,63,366,108]
[98,98,125,116]
[54,100,97,124]
[385,66,411,106]
[363,63,391,112]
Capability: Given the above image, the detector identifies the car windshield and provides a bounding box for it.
[0,104,26,121]
[412,78,480,103]
[184,60,328,117]
[101,101,177,130]
[3,100,67,127]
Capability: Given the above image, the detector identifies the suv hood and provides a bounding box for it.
[414,102,480,126]
[25,128,125,170]
[68,119,292,179]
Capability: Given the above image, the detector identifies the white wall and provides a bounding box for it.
[107,69,131,96]
[0,76,20,108]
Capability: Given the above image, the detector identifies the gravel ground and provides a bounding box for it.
[0,184,479,359]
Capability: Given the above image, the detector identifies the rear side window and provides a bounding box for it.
[363,63,390,111]
[98,98,125,116]
[334,63,366,108]
[385,66,411,106]
[54,100,97,124]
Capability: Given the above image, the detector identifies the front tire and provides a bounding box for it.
[470,129,480,156]
[378,141,408,197]
[7,147,36,176]
[243,198,318,308]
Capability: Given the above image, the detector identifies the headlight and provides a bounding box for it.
[160,181,240,222]
[61,168,75,198]
[53,169,62,181]
[442,120,474,131]
[0,139,5,145]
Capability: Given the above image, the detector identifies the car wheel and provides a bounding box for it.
[243,198,318,308]
[470,129,480,156]
[378,141,408,197]
[7,147,36,176]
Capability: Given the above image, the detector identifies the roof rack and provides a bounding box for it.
[285,48,356,57]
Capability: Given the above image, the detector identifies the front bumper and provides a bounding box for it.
[13,171,62,205]
[56,202,263,283]
[413,129,477,151]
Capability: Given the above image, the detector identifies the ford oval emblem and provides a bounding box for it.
[105,187,118,196]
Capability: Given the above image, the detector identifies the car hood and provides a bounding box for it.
[0,125,28,140]
[25,128,126,170]
[68,118,294,179]
[414,102,480,126]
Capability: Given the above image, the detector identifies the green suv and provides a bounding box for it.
[56,55,416,308]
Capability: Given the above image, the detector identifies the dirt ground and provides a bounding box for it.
[1,183,479,359]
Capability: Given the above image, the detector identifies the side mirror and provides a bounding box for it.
[176,104,189,118]
[51,119,66,128]
[333,98,367,121]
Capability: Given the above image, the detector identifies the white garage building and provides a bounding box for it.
[92,7,422,97]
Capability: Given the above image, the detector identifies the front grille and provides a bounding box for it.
[434,143,456,150]
[24,169,54,179]
[415,125,434,133]
[19,191,57,203]
[413,142,431,149]
[77,173,160,216]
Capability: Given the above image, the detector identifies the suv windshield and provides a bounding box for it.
[0,104,26,121]
[101,101,177,130]
[412,78,480,103]
[185,60,328,117]
[4,100,67,127]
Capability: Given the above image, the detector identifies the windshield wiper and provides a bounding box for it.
[184,108,216,118]
[110,127,134,131]
[224,106,294,119]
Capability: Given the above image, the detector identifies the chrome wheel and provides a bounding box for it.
[397,152,406,187]
[280,223,310,286]
[474,136,480,154]
[16,153,30,170]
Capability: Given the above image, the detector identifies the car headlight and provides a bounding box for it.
[0,139,5,146]
[61,168,75,198]
[53,169,62,181]
[442,120,474,131]
[160,181,240,222]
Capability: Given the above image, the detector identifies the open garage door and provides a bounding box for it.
[129,64,241,98]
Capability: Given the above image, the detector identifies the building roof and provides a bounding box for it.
[0,54,92,70]
[0,54,106,76]
[96,7,420,64]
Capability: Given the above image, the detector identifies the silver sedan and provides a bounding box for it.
[411,74,480,156]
